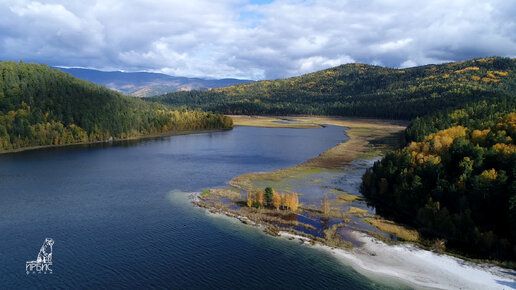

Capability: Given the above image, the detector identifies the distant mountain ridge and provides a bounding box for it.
[56,67,252,97]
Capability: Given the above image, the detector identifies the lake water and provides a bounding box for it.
[0,126,406,289]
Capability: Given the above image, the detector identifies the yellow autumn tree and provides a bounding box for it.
[471,129,490,145]
[290,192,299,212]
[272,192,281,210]
[246,191,253,207]
[425,126,467,153]
[282,193,290,210]
[492,143,516,156]
[479,168,498,183]
[255,190,265,207]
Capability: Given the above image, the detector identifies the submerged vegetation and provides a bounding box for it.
[0,61,232,152]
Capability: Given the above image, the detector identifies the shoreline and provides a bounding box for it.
[192,116,516,289]
[194,194,516,289]
[0,128,230,155]
[279,230,515,290]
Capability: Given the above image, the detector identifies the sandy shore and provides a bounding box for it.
[195,188,516,289]
[280,231,516,290]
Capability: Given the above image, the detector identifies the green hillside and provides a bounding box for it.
[0,61,232,152]
[150,57,515,120]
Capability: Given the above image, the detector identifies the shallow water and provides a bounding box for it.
[0,126,407,289]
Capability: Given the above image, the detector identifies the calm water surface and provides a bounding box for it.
[0,126,406,289]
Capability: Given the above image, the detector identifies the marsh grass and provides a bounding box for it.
[208,188,242,200]
[323,223,354,249]
[347,207,368,216]
[328,189,347,194]
[231,166,327,192]
[335,193,362,203]
[230,116,406,192]
[229,115,322,129]
[364,218,419,242]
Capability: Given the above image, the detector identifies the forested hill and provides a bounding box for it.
[0,61,233,152]
[150,57,515,120]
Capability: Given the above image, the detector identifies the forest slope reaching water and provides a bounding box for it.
[0,62,233,152]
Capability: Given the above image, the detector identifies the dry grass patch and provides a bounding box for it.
[323,223,354,249]
[364,218,419,242]
[205,188,242,200]
[229,115,321,128]
[348,207,368,216]
[228,117,406,192]
[230,166,325,192]
[336,193,362,202]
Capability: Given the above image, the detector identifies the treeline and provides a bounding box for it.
[0,61,232,151]
[150,57,515,120]
[361,113,516,262]
[406,96,516,142]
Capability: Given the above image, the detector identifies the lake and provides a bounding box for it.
[0,126,406,289]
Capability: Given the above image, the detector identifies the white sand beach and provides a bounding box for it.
[281,231,516,290]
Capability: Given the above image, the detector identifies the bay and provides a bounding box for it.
[0,126,405,289]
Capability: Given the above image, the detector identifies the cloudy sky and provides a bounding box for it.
[0,0,515,80]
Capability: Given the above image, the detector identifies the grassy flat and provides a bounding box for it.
[229,115,322,128]
[336,193,362,202]
[364,218,419,242]
[229,116,406,192]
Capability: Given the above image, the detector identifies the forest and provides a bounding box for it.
[361,111,516,262]
[150,57,515,120]
[0,61,233,151]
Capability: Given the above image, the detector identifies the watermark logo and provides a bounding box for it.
[26,238,54,275]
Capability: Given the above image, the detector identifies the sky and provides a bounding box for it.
[0,0,515,80]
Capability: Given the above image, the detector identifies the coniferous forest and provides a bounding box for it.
[0,62,232,151]
[362,112,516,262]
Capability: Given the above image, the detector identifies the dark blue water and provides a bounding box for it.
[0,126,404,289]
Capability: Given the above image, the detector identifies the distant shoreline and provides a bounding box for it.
[0,128,230,155]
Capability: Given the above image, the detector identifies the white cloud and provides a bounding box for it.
[400,59,418,68]
[0,0,514,80]
[377,39,413,53]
